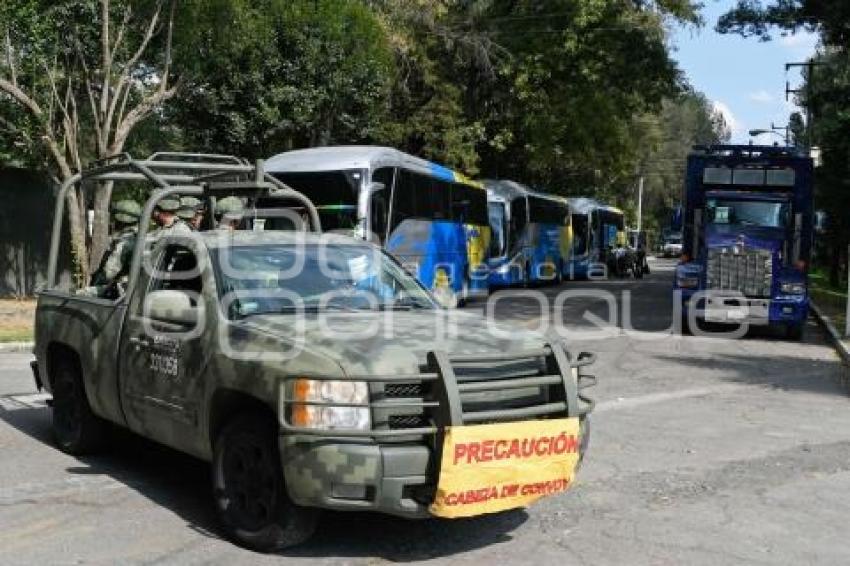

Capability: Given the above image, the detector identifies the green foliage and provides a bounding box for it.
[634,91,730,232]
[0,0,718,240]
[170,0,394,158]
[717,0,850,46]
[718,1,850,283]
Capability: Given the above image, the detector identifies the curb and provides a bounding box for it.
[0,341,33,353]
[811,302,850,364]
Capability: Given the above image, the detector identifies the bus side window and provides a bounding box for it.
[431,178,451,220]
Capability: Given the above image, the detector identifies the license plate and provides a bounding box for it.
[429,418,581,518]
[705,309,746,322]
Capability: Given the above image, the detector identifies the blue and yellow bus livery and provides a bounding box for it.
[485,180,572,287]
[264,146,490,306]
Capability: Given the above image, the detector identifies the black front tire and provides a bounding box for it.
[51,357,110,455]
[786,323,804,341]
[213,415,318,552]
[523,262,533,288]
[457,277,470,307]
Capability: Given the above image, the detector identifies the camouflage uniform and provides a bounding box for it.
[215,196,245,230]
[152,197,193,237]
[178,196,204,231]
[81,200,141,298]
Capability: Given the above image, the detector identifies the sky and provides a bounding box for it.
[670,0,819,144]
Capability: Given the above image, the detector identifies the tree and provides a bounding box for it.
[0,0,178,282]
[634,92,730,234]
[373,0,702,187]
[170,0,394,159]
[718,1,850,284]
[717,1,850,46]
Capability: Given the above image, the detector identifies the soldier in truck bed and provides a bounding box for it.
[152,196,192,236]
[178,196,205,231]
[82,200,141,298]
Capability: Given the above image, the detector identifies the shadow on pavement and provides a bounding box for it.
[0,404,527,560]
[285,509,527,560]
[652,347,848,397]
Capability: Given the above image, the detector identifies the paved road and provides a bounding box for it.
[2,259,849,564]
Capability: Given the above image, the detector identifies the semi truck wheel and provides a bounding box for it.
[51,357,110,455]
[786,323,804,341]
[213,415,318,552]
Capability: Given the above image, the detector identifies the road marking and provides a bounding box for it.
[0,393,51,411]
[595,384,748,413]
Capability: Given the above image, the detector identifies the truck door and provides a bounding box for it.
[119,241,210,454]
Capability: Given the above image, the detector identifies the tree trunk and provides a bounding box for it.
[65,186,90,287]
[88,180,115,274]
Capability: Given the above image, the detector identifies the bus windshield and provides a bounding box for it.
[488,202,507,256]
[273,170,364,231]
[572,214,588,255]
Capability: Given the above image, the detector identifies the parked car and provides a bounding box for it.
[661,232,683,258]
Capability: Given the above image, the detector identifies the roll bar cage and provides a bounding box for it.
[46,151,322,293]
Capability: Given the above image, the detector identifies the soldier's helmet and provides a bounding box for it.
[111,199,142,225]
[178,196,203,220]
[156,197,181,213]
[215,196,245,219]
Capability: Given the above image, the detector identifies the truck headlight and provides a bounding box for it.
[780,282,806,295]
[290,379,370,431]
[677,276,699,289]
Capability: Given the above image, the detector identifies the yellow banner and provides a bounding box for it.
[430,418,581,518]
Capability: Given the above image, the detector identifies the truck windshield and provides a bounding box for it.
[214,243,436,317]
[705,198,790,229]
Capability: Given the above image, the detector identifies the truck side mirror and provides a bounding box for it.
[146,290,199,327]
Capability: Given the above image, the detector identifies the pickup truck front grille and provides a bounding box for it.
[280,344,594,438]
[388,414,430,429]
[706,247,773,297]
[372,347,593,436]
[384,383,424,398]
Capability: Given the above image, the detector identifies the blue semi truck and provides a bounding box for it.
[674,145,814,339]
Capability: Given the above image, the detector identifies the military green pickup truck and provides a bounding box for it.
[33,153,595,551]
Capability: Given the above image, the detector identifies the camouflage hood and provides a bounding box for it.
[238,310,546,376]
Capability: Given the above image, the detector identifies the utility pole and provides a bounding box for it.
[770,122,791,146]
[786,59,825,150]
[636,176,644,232]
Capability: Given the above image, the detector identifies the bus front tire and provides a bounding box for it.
[457,278,470,307]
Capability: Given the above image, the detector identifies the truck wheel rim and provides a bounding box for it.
[224,439,278,530]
